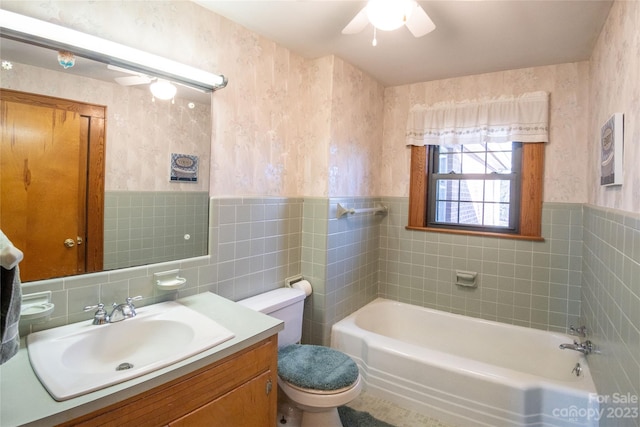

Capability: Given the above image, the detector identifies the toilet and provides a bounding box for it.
[238,287,362,427]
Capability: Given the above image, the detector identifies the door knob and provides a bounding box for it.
[64,237,83,248]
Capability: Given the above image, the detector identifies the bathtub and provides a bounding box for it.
[331,298,599,427]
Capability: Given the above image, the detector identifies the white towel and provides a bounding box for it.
[0,230,23,269]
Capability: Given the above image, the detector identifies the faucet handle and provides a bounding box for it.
[84,303,109,325]
[569,325,587,337]
[114,296,143,319]
[126,295,143,305]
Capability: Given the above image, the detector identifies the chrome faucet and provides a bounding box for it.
[559,340,593,355]
[109,296,143,322]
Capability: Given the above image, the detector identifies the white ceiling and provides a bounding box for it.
[194,0,613,87]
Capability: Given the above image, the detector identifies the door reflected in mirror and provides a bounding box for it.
[0,37,211,282]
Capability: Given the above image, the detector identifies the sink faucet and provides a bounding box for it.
[559,340,593,355]
[109,296,142,323]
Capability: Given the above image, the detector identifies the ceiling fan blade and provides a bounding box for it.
[405,4,436,38]
[114,75,153,86]
[342,7,369,35]
[107,64,140,75]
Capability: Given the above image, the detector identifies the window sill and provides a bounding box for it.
[405,225,545,242]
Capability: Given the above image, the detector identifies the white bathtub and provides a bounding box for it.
[331,298,599,427]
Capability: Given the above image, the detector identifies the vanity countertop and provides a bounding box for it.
[0,292,283,427]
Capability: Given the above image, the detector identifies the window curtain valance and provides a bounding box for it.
[405,91,549,146]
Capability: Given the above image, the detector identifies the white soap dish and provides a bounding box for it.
[21,302,55,321]
[154,269,187,290]
[21,291,55,323]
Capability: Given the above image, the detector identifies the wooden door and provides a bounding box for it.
[0,89,105,281]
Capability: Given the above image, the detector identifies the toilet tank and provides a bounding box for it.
[238,287,306,348]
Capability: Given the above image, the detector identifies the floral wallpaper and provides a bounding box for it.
[0,61,211,192]
[380,62,591,202]
[4,0,634,206]
[329,57,385,197]
[1,0,385,199]
[588,0,640,213]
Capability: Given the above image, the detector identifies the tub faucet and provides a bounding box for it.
[109,296,142,322]
[559,340,593,355]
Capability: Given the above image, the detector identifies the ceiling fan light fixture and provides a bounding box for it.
[150,79,177,100]
[366,0,416,32]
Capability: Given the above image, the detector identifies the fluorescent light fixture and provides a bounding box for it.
[0,9,227,92]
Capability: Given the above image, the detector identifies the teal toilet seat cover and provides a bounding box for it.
[278,344,359,391]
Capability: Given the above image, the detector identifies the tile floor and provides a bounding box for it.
[276,391,457,427]
[346,392,457,427]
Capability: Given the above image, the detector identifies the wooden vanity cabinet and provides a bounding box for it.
[57,336,278,427]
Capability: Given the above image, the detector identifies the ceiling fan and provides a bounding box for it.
[342,0,436,40]
[108,64,154,86]
[108,65,177,100]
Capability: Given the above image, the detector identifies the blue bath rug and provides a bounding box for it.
[338,406,396,427]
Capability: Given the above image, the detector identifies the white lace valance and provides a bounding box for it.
[405,91,549,146]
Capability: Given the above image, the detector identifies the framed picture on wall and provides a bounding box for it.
[170,153,199,183]
[600,113,624,186]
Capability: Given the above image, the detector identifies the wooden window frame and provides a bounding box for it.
[407,143,544,241]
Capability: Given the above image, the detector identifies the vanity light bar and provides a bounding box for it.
[0,9,227,92]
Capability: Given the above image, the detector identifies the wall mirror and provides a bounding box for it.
[0,10,226,282]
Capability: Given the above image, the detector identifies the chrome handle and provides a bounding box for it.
[572,363,582,377]
[84,303,109,325]
[64,238,75,248]
[126,295,143,304]
[569,325,587,337]
[84,303,105,312]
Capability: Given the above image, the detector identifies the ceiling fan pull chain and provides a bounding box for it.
[372,27,377,47]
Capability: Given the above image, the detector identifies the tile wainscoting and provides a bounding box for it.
[17,197,639,425]
[582,205,640,427]
[379,198,584,332]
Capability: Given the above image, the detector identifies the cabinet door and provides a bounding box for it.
[169,371,275,427]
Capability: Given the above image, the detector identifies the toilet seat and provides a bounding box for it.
[277,344,360,391]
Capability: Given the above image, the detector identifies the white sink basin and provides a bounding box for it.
[27,301,235,401]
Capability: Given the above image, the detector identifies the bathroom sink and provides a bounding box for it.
[27,301,235,401]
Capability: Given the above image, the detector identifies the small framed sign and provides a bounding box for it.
[170,153,198,183]
[600,113,623,186]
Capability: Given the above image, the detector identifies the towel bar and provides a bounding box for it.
[336,203,388,219]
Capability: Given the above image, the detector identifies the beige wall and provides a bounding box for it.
[1,0,385,198]
[381,62,591,202]
[2,1,594,203]
[588,0,640,213]
[328,56,385,197]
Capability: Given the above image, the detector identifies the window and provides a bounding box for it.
[408,142,544,240]
[428,142,521,233]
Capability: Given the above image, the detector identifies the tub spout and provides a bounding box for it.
[559,340,593,355]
